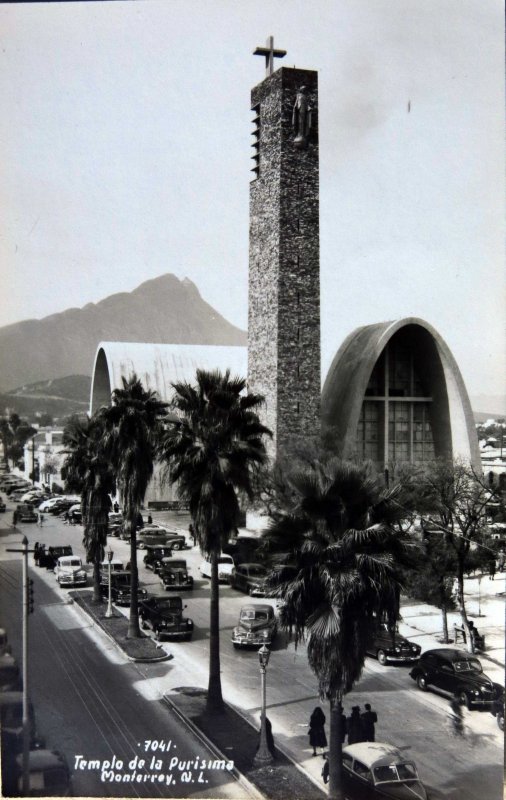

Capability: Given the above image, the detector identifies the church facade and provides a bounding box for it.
[89,50,480,476]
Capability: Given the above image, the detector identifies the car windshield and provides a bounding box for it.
[218,557,233,564]
[247,566,266,577]
[63,559,81,567]
[167,561,186,569]
[241,610,269,621]
[373,762,418,783]
[158,598,182,610]
[454,659,482,673]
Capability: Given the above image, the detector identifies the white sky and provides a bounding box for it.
[0,0,504,398]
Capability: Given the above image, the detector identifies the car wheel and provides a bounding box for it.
[377,650,387,666]
[233,643,240,649]
[417,675,428,691]
[172,543,181,551]
[459,691,471,710]
[497,711,504,731]
[138,542,145,550]
[153,629,160,641]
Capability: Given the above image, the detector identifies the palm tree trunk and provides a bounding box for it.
[441,604,449,644]
[92,558,101,603]
[127,516,141,638]
[207,550,224,712]
[328,696,344,800]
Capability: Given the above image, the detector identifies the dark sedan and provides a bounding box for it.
[366,623,421,665]
[410,648,503,709]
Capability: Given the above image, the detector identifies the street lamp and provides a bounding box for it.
[105,547,114,619]
[253,644,273,766]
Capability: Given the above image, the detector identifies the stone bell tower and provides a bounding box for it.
[248,39,321,460]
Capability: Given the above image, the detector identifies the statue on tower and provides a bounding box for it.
[292,86,312,148]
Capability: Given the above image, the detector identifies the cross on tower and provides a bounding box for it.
[253,36,286,78]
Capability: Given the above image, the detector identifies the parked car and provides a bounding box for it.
[223,536,261,564]
[491,692,505,731]
[67,503,82,523]
[99,571,148,606]
[16,503,38,523]
[38,497,62,513]
[139,596,194,641]
[14,749,71,797]
[143,545,174,573]
[99,558,124,582]
[38,545,73,570]
[137,525,186,550]
[54,555,87,587]
[0,627,12,655]
[366,622,421,665]
[0,652,22,691]
[232,604,277,648]
[159,558,194,590]
[410,648,504,709]
[230,563,268,596]
[199,554,235,582]
[341,742,427,800]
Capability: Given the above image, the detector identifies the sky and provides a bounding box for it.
[0,0,504,402]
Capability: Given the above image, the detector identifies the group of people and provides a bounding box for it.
[308,702,378,758]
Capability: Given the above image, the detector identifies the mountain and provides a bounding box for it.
[0,274,247,392]
[470,395,506,419]
[0,376,91,421]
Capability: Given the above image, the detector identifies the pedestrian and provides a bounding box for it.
[321,754,329,784]
[361,703,378,742]
[63,511,70,525]
[498,552,505,573]
[12,510,18,527]
[347,706,365,745]
[189,523,196,546]
[147,514,153,525]
[488,556,496,581]
[308,706,327,756]
[38,511,44,527]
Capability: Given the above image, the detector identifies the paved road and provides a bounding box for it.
[1,510,504,799]
[0,535,252,798]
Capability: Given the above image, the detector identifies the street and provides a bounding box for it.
[1,510,504,799]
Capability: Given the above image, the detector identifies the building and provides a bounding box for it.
[89,45,480,478]
[22,428,66,489]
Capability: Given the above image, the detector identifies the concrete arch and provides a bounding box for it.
[90,342,248,415]
[321,317,480,469]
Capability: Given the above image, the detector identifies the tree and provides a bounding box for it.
[417,460,495,652]
[0,413,36,469]
[159,369,270,711]
[62,415,115,602]
[101,375,168,638]
[403,526,457,643]
[262,458,412,800]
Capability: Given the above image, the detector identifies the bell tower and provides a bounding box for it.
[248,39,321,460]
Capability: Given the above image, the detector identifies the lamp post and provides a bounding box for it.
[253,644,273,766]
[105,547,114,618]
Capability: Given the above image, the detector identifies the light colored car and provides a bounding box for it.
[99,558,124,583]
[342,742,427,800]
[38,497,63,512]
[54,556,87,587]
[199,554,235,582]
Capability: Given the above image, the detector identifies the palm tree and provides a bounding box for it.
[262,458,412,800]
[101,375,168,638]
[62,414,115,602]
[159,369,270,711]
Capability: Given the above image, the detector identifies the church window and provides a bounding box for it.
[251,104,261,180]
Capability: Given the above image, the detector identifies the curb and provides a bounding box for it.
[230,703,325,794]
[70,595,173,663]
[162,693,264,800]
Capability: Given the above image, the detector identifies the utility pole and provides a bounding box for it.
[7,535,34,793]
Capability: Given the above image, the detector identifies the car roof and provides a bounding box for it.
[241,604,272,613]
[237,562,266,569]
[423,648,477,661]
[57,556,81,563]
[16,750,66,770]
[343,742,405,768]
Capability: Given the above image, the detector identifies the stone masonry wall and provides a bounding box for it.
[248,67,321,460]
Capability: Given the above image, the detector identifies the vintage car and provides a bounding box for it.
[16,503,38,523]
[139,596,194,641]
[491,692,505,731]
[342,742,427,800]
[99,558,124,583]
[138,525,186,550]
[54,555,87,587]
[14,749,71,797]
[199,553,235,582]
[159,558,194,590]
[410,648,504,709]
[230,563,268,596]
[0,626,12,655]
[67,503,82,523]
[99,571,148,606]
[366,622,421,665]
[38,545,73,570]
[0,652,22,692]
[223,536,260,563]
[143,545,174,572]
[232,604,277,648]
